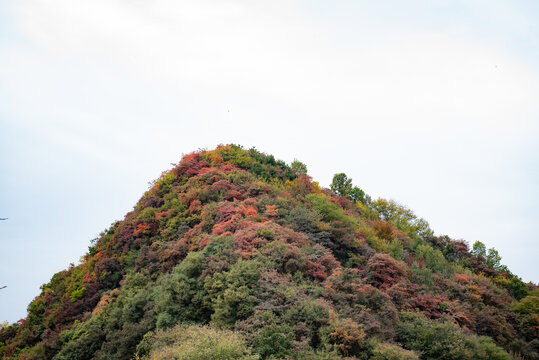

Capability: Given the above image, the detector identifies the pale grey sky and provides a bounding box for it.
[1,0,538,323]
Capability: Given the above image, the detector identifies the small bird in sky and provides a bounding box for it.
[0,286,6,290]
[0,218,7,220]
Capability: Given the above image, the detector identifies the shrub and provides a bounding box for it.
[371,342,419,360]
[137,324,259,360]
[253,322,293,359]
[205,259,261,327]
[306,193,354,227]
[397,312,510,360]
[282,299,331,349]
[415,244,452,277]
[54,318,105,360]
[367,253,409,289]
[154,252,211,327]
[323,316,366,357]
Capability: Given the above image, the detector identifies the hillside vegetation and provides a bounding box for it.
[1,145,537,360]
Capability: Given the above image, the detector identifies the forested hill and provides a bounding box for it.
[1,144,538,360]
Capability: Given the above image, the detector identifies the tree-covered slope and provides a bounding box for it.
[1,145,537,360]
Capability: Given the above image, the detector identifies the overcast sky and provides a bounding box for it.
[1,0,538,323]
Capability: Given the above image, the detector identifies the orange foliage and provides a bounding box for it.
[372,220,396,241]
[134,224,151,235]
[455,273,472,284]
[328,315,366,356]
[92,289,120,315]
[264,205,278,217]
[155,209,172,220]
[188,199,202,214]
[239,204,258,219]
[206,152,224,165]
[82,272,94,283]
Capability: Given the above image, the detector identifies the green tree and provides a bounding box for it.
[291,159,308,175]
[512,295,539,315]
[471,241,486,258]
[330,173,352,198]
[486,248,502,271]
[330,173,365,203]
[511,294,539,344]
[205,259,261,327]
[349,186,365,203]
[507,277,528,300]
[371,199,432,238]
[254,322,293,359]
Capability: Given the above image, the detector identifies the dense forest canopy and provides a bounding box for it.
[1,144,537,360]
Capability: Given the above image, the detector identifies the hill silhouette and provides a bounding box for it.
[1,145,537,359]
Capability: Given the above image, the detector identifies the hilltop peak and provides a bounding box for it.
[1,145,537,360]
